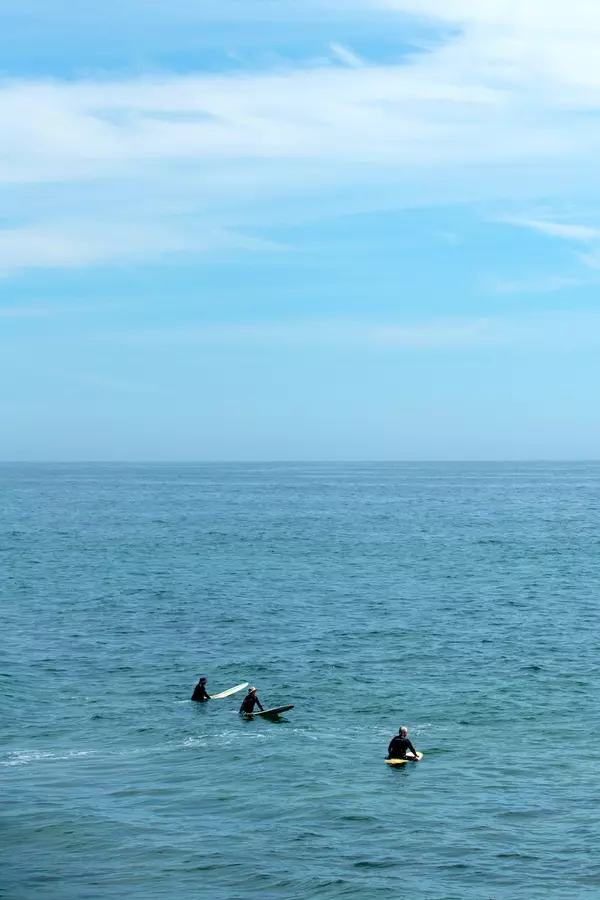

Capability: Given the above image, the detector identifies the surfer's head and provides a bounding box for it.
[199,677,207,684]
[399,726,408,736]
[248,686,256,694]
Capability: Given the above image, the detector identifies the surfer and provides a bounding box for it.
[386,726,419,760]
[191,677,211,702]
[239,686,264,714]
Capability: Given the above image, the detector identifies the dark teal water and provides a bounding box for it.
[2,463,600,899]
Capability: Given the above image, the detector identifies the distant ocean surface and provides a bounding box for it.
[2,463,600,899]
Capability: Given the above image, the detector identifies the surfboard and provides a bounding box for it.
[244,705,294,718]
[386,752,423,766]
[211,682,249,700]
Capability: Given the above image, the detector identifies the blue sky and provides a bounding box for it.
[2,0,600,460]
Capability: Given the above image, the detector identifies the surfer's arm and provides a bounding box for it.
[407,741,418,757]
[256,698,264,711]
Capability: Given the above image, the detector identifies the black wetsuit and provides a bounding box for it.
[240,694,264,714]
[387,735,418,759]
[191,682,210,702]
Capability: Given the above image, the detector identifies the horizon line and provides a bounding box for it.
[1,460,600,466]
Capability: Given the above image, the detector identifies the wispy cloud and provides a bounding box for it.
[0,305,57,318]
[500,214,600,278]
[0,221,285,275]
[73,373,172,397]
[481,272,589,296]
[434,230,461,245]
[329,42,366,68]
[503,218,600,243]
[577,248,600,271]
[107,310,600,351]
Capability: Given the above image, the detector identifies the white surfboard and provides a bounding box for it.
[211,682,249,700]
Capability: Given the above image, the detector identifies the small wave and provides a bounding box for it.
[1,749,95,767]
[182,737,208,748]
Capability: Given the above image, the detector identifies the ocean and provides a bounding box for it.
[2,462,600,899]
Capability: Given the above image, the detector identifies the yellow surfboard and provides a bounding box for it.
[386,752,423,766]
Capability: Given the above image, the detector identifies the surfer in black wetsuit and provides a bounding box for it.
[387,726,419,760]
[239,686,264,714]
[191,677,210,702]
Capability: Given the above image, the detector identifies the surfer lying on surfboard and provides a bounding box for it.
[386,726,419,761]
[239,687,264,714]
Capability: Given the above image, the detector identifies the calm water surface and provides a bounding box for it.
[2,463,600,899]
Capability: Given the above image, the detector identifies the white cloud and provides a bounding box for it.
[378,0,600,41]
[3,0,600,270]
[0,68,510,187]
[2,1,600,184]
[378,0,600,102]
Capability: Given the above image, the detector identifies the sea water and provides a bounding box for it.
[2,463,600,899]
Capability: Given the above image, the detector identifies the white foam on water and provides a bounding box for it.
[1,749,95,767]
[182,737,208,748]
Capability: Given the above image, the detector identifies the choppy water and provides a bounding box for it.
[2,463,600,899]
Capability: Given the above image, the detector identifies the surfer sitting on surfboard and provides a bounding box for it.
[239,687,264,714]
[387,726,419,760]
[191,677,210,702]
